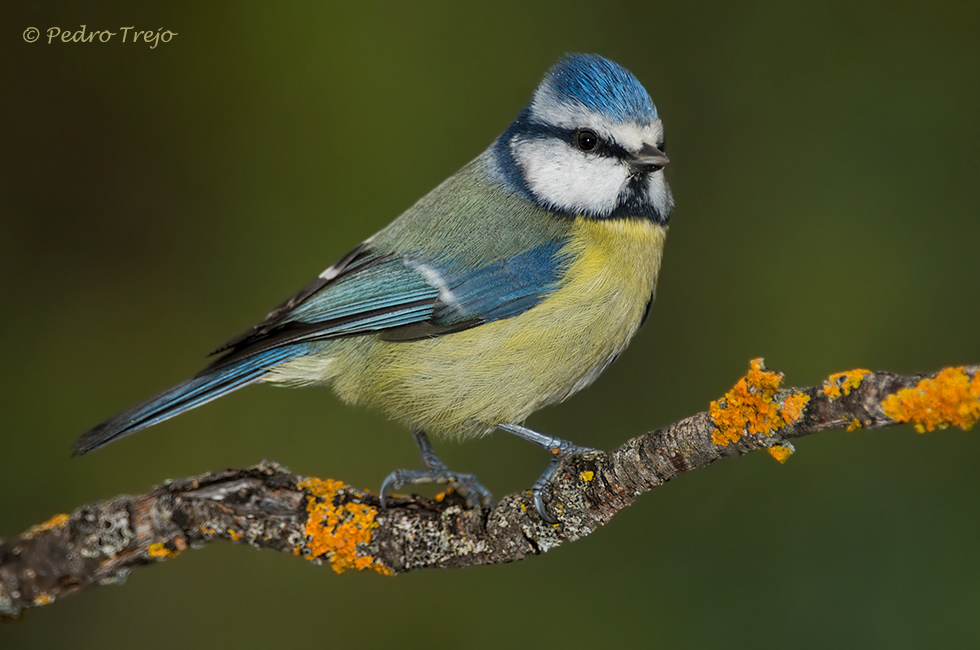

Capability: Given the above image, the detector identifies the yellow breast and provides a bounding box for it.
[281,217,667,439]
[536,216,666,396]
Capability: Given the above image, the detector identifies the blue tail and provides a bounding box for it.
[73,346,304,456]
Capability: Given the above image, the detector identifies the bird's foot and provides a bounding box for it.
[379,467,493,510]
[380,427,492,510]
[497,422,599,524]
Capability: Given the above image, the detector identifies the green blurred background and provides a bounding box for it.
[3,1,980,648]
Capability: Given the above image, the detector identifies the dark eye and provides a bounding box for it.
[576,129,599,152]
[658,139,666,154]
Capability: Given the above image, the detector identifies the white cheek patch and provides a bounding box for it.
[512,137,629,216]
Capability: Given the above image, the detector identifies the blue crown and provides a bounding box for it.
[544,54,657,122]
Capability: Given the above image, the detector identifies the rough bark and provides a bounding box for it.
[2,362,977,619]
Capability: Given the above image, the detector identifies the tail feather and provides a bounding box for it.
[73,346,304,455]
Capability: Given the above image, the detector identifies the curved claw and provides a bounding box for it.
[531,461,561,524]
[378,469,409,509]
[453,473,494,509]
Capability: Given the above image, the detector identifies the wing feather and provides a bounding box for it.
[209,237,567,366]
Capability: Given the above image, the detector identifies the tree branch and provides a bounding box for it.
[2,361,978,619]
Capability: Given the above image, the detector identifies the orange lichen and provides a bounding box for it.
[711,359,810,446]
[767,443,795,464]
[297,477,391,575]
[823,369,872,399]
[227,529,243,542]
[579,470,595,482]
[23,513,69,540]
[847,418,863,432]
[881,367,980,433]
[147,542,179,560]
[781,392,811,424]
[32,594,54,607]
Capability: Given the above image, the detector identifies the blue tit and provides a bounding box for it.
[74,53,672,522]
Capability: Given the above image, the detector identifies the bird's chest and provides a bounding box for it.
[333,217,666,437]
[533,216,666,364]
[439,215,668,425]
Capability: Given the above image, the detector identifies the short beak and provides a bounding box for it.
[631,142,669,172]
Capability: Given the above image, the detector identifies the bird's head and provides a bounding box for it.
[494,54,672,223]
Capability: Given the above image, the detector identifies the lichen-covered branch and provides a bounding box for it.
[2,361,978,619]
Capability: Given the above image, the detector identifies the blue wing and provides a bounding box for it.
[73,238,567,455]
[213,237,567,356]
[430,241,567,325]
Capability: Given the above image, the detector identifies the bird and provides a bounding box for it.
[73,53,673,522]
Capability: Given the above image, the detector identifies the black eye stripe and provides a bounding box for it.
[572,130,629,159]
[556,127,628,159]
[517,121,633,161]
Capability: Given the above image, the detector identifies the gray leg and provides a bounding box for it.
[497,422,598,523]
[380,428,493,510]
